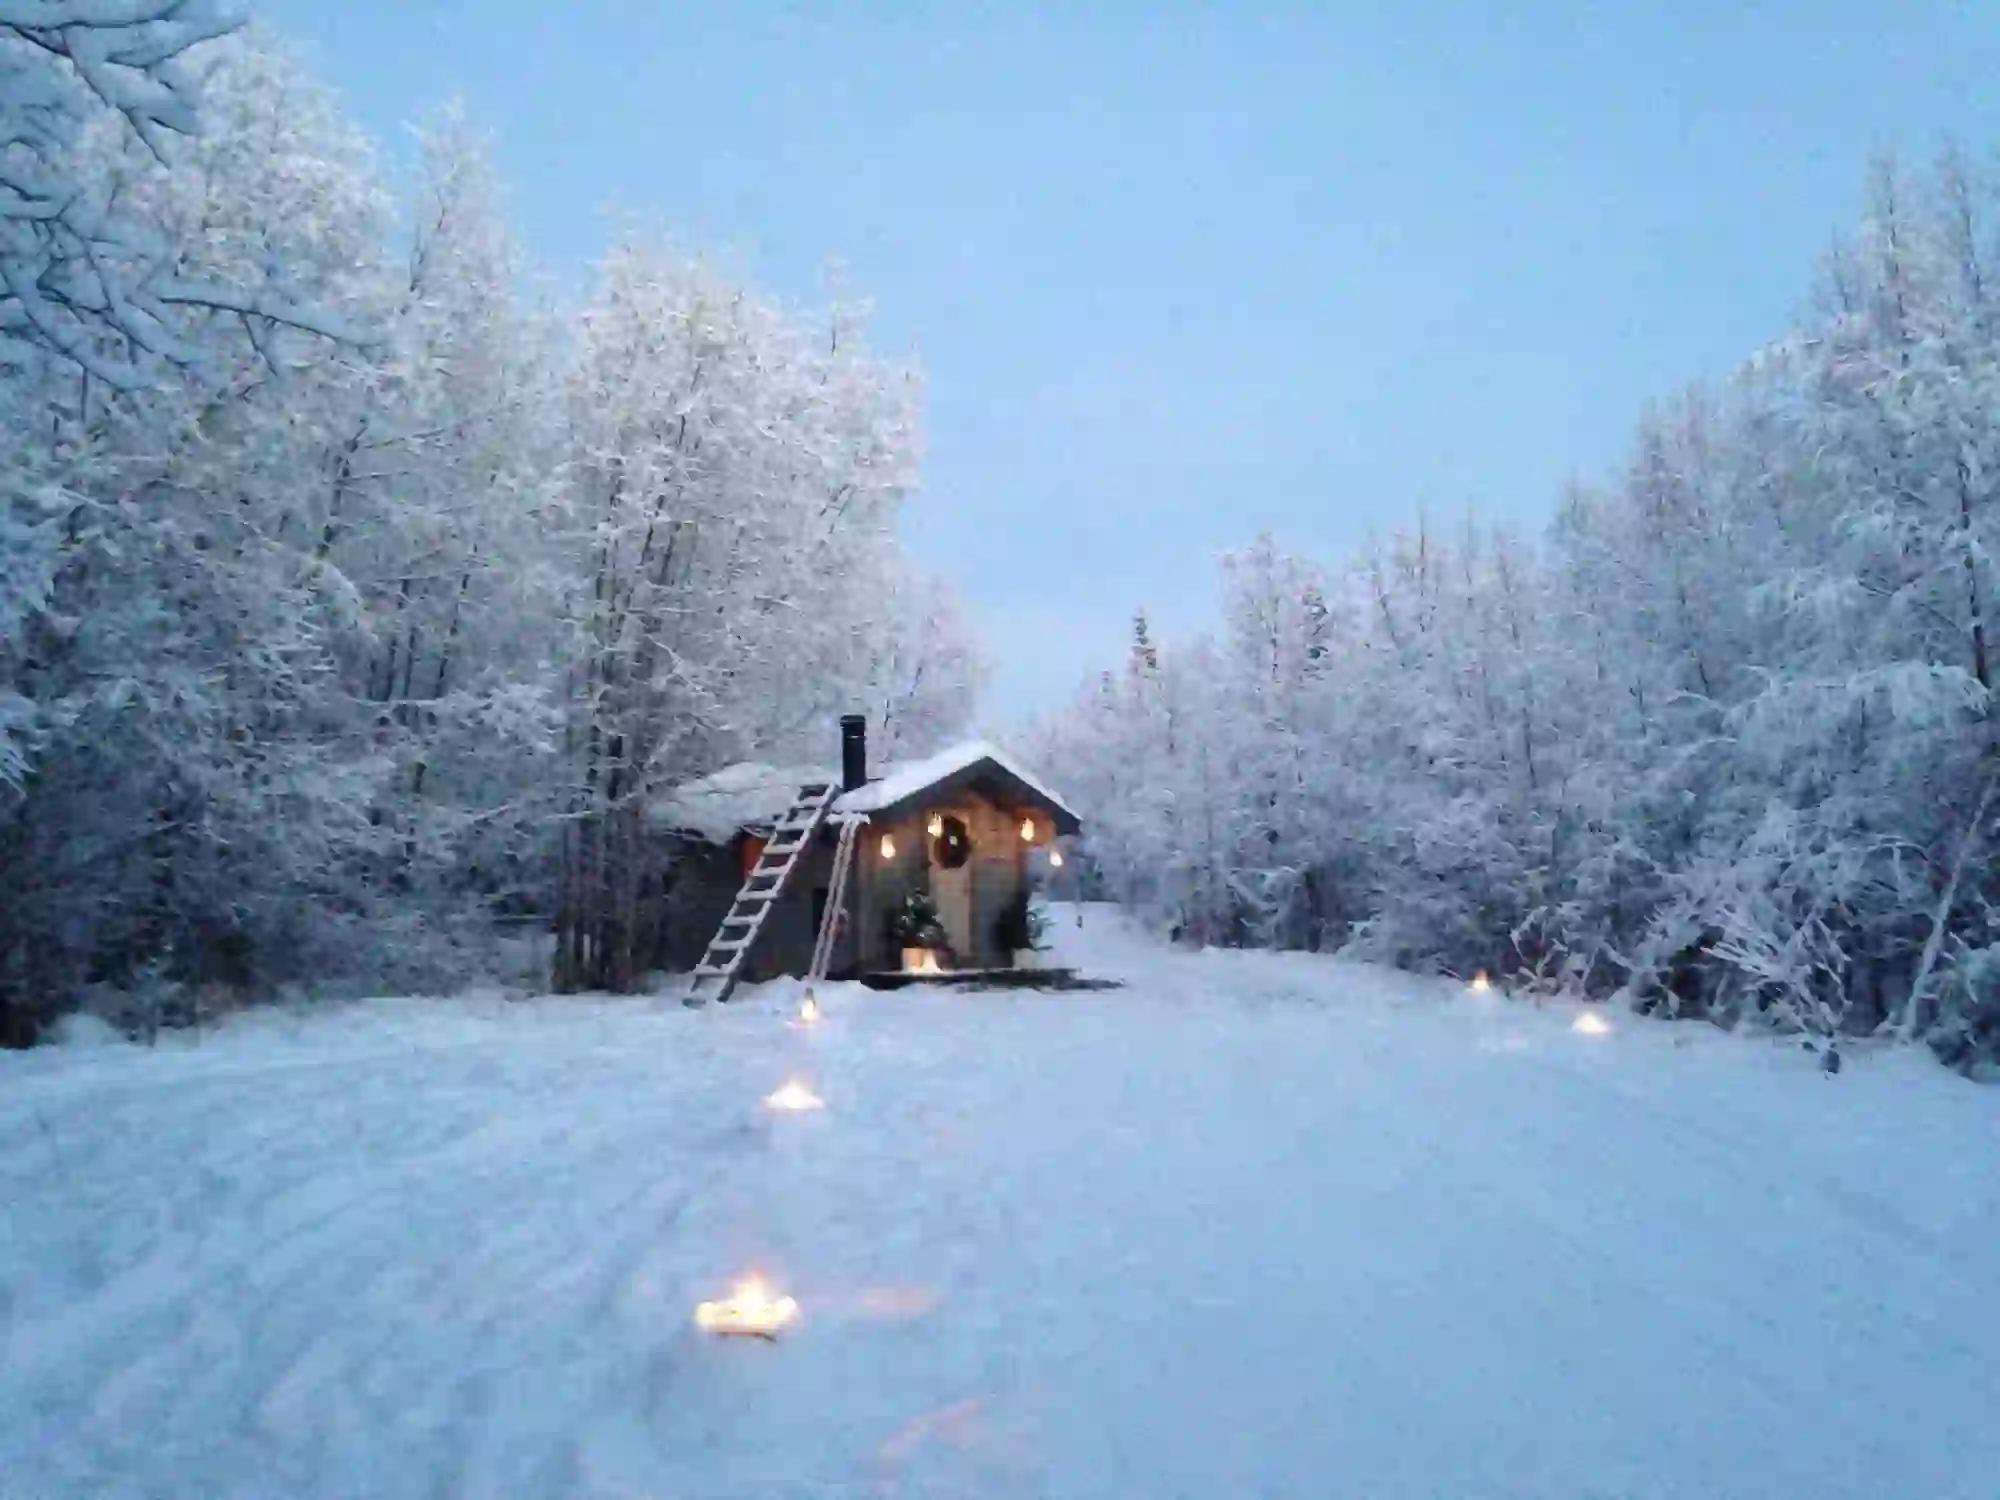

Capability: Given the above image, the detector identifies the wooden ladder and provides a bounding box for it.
[684,780,839,1007]
[805,815,863,987]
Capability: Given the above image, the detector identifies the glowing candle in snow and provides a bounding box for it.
[694,1275,799,1339]
[1469,970,1491,993]
[764,1078,824,1112]
[1573,1011,1611,1036]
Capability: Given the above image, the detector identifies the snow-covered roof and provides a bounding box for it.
[647,761,829,845]
[650,739,1080,844]
[834,739,1074,819]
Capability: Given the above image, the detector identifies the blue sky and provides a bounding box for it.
[260,0,2000,721]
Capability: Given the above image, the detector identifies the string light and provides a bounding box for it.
[879,834,896,859]
[927,813,944,837]
[1573,1011,1611,1036]
[1468,970,1491,993]
[1019,817,1036,842]
[798,994,820,1025]
[1049,849,1065,868]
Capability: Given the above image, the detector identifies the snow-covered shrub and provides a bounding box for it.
[1932,942,2000,1077]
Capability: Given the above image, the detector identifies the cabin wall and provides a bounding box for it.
[654,840,743,973]
[748,834,837,981]
[654,832,839,982]
[852,812,926,972]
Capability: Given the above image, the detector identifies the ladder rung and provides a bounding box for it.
[710,937,749,953]
[721,914,757,928]
[691,965,732,979]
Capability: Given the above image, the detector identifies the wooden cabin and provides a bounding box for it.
[649,717,1082,985]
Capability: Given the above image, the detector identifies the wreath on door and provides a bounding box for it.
[931,814,972,869]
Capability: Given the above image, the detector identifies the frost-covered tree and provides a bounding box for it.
[1,2,345,385]
[548,243,971,991]
[0,17,977,1039]
[1042,149,2000,1073]
[1,32,393,1025]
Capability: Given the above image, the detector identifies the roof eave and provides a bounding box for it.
[854,759,1082,835]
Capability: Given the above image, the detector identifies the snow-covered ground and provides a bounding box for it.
[5,909,1998,1499]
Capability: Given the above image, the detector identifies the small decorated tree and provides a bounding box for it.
[888,892,949,964]
[995,893,1050,963]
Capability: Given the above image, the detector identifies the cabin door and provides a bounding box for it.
[928,812,976,963]
[932,859,973,962]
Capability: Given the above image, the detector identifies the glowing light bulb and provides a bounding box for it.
[1020,818,1036,842]
[879,834,896,859]
[927,813,944,837]
[1572,1011,1611,1036]
[1469,971,1491,994]
[798,994,821,1025]
[1049,849,1065,868]
[764,1078,824,1112]
[694,1275,799,1339]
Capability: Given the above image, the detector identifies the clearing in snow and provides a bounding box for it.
[3,910,1997,1498]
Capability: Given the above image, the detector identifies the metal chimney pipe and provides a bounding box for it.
[839,714,868,792]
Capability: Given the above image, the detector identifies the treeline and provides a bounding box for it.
[1,14,978,1040]
[1039,154,2000,1073]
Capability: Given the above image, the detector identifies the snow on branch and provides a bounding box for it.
[1,1,352,385]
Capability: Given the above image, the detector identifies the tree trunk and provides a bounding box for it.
[1902,766,1998,1042]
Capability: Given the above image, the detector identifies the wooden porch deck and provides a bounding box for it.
[857,967,1120,992]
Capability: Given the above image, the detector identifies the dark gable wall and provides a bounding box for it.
[851,789,1030,970]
